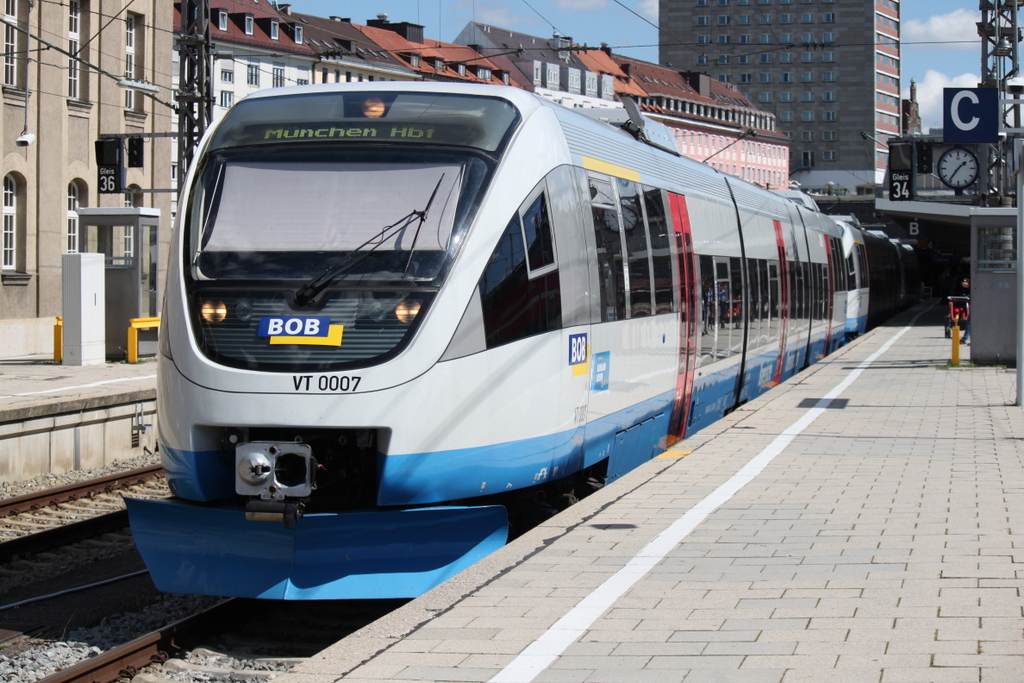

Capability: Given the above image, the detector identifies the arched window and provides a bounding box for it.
[67,181,81,253]
[2,174,16,270]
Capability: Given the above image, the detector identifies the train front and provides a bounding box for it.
[127,86,522,600]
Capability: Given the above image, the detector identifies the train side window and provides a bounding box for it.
[768,260,779,342]
[589,176,626,321]
[716,258,732,358]
[699,254,716,365]
[643,186,674,314]
[620,179,653,317]
[521,191,556,274]
[758,259,770,344]
[478,189,562,348]
[747,258,760,348]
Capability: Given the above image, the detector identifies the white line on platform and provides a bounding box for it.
[0,374,156,399]
[489,312,928,683]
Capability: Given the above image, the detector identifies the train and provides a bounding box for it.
[126,82,918,600]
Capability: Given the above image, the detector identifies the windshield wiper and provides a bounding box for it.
[293,175,446,307]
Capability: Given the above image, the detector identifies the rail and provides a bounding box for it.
[127,317,161,363]
[0,464,162,518]
[37,599,235,683]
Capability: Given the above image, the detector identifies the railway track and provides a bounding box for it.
[33,598,405,683]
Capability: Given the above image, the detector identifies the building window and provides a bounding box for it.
[2,175,15,270]
[802,32,815,43]
[760,53,772,62]
[270,20,279,40]
[697,0,708,5]
[822,91,836,101]
[218,9,227,31]
[718,35,730,44]
[823,71,835,81]
[698,35,711,44]
[4,0,17,87]
[802,131,814,141]
[221,68,233,83]
[124,14,136,109]
[220,90,233,108]
[823,32,836,43]
[68,0,80,99]
[759,92,772,102]
[67,182,81,253]
[780,92,794,101]
[801,52,815,62]
[823,150,836,161]
[781,14,793,23]
[718,15,731,24]
[272,65,285,87]
[823,13,835,22]
[697,16,710,25]
[738,73,752,83]
[247,64,259,86]
[760,15,772,23]
[801,91,814,101]
[823,51,835,62]
[823,111,836,121]
[801,13,814,22]
[245,15,254,35]
[760,73,773,83]
[697,55,710,65]
[739,55,752,63]
[801,111,815,121]
[780,111,793,122]
[738,15,751,24]
[718,74,731,83]
[739,34,751,43]
[781,72,793,82]
[801,72,815,81]
[823,130,836,140]
[802,150,814,167]
[294,25,303,43]
[717,55,730,64]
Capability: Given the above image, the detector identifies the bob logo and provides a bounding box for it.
[569,333,589,377]
[258,316,343,346]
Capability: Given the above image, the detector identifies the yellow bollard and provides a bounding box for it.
[53,316,62,363]
[951,321,960,366]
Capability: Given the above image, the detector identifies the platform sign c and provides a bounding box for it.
[943,88,998,143]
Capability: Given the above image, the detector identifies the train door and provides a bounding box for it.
[771,220,790,385]
[666,192,698,443]
[822,236,835,353]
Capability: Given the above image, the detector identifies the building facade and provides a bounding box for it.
[659,0,900,193]
[0,0,172,355]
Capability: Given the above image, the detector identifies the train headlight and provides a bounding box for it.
[237,453,273,486]
[395,300,421,324]
[362,97,386,118]
[201,300,228,323]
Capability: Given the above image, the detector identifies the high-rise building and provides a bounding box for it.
[659,0,900,193]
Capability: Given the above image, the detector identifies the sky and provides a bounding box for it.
[285,0,981,131]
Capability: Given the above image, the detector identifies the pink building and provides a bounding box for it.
[577,50,790,189]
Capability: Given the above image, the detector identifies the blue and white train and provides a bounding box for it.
[126,83,917,600]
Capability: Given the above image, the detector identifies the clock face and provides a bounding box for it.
[937,147,979,189]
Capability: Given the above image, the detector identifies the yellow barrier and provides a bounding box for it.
[127,317,161,363]
[951,321,960,366]
[53,316,62,363]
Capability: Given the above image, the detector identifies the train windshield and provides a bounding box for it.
[181,90,520,373]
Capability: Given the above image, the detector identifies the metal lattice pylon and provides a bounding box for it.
[177,0,213,183]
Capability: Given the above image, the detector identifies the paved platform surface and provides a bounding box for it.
[279,301,1024,683]
[0,354,156,421]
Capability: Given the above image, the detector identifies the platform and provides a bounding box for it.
[0,355,156,480]
[278,302,1024,683]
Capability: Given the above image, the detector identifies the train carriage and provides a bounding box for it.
[127,82,914,601]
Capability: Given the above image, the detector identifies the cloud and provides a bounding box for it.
[903,8,980,50]
[906,70,981,131]
[556,0,609,9]
[453,1,534,29]
[637,0,657,21]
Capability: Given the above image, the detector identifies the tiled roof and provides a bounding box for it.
[356,24,502,84]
